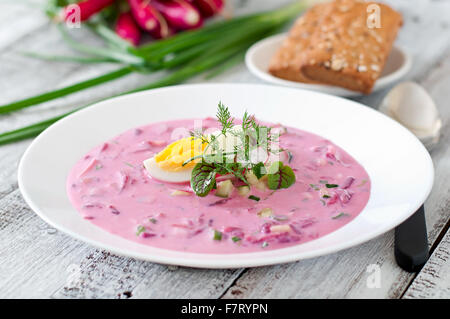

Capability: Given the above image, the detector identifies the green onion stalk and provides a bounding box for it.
[0,1,308,146]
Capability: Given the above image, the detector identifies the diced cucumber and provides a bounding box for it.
[237,185,251,196]
[245,171,259,185]
[270,224,292,233]
[215,180,234,198]
[255,175,268,191]
[258,208,273,218]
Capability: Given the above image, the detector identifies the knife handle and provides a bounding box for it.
[394,205,429,272]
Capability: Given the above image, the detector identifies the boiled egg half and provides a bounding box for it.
[143,126,245,183]
[143,136,206,183]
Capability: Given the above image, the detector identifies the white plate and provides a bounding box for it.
[18,84,433,269]
[245,33,412,97]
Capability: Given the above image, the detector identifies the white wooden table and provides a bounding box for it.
[0,0,449,299]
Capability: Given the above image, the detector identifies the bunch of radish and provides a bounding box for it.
[62,0,225,45]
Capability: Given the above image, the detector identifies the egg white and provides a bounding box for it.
[143,157,193,183]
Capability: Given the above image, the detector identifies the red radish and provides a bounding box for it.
[149,17,175,39]
[128,0,173,38]
[191,0,224,18]
[115,12,142,46]
[63,0,114,22]
[151,0,203,30]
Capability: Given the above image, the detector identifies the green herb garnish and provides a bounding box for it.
[262,241,269,248]
[267,161,296,190]
[332,212,349,219]
[252,162,266,179]
[149,218,157,224]
[232,236,241,243]
[213,230,223,241]
[136,225,146,236]
[248,195,260,201]
[124,162,134,168]
[191,162,217,197]
[188,103,295,197]
[325,184,339,188]
[216,102,234,135]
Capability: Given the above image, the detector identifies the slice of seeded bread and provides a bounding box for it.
[268,2,333,83]
[269,0,403,94]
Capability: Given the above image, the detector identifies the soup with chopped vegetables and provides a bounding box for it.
[67,105,370,253]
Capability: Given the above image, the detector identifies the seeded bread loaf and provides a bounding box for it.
[269,0,403,94]
[268,2,332,83]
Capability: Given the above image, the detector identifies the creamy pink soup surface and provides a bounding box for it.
[67,118,371,253]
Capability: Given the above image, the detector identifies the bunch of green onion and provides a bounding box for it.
[0,1,308,145]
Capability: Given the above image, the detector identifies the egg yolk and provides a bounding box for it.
[154,137,207,171]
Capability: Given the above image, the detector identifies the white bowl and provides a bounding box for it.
[245,33,412,97]
[18,84,433,268]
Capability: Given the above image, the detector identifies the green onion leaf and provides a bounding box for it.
[332,212,349,220]
[232,236,241,243]
[213,230,223,241]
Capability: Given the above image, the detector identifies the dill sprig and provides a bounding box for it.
[217,102,234,135]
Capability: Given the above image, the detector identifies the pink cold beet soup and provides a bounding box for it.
[66,117,371,254]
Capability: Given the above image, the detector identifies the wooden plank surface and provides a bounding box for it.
[403,228,450,299]
[0,0,449,299]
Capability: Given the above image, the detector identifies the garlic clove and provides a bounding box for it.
[379,82,441,150]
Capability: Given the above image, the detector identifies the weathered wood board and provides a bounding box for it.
[0,0,449,298]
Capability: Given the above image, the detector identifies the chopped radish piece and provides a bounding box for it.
[341,176,355,189]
